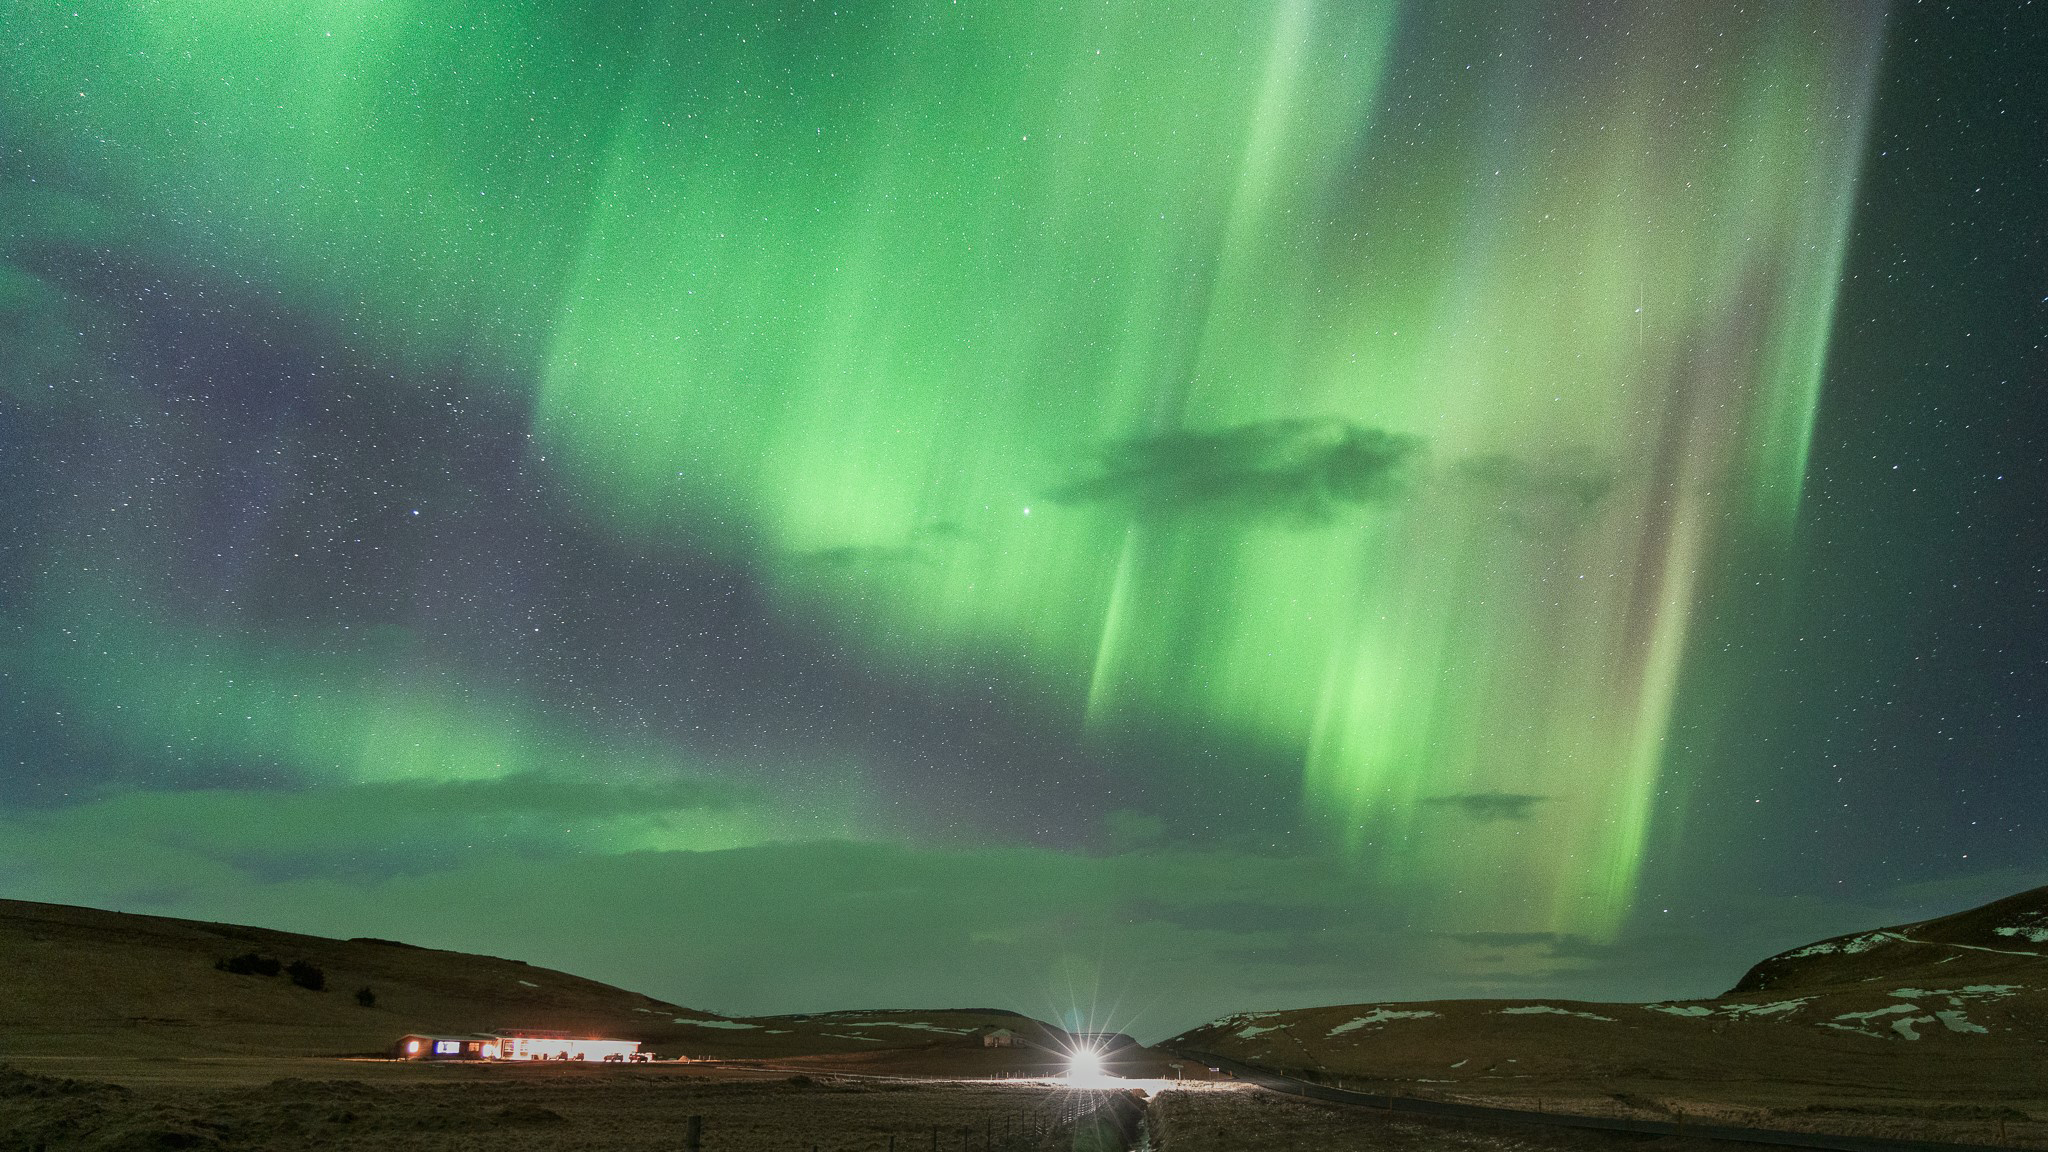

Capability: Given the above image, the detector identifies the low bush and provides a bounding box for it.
[286,960,326,991]
[354,986,376,1008]
[216,952,281,977]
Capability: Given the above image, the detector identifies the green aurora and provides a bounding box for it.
[2,1,1912,1017]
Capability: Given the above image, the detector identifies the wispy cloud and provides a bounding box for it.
[1421,792,1549,822]
[1455,449,1614,534]
[1051,419,1424,523]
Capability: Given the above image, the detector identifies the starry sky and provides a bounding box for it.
[3,1,2043,1039]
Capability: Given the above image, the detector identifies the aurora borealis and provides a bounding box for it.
[4,2,2044,1035]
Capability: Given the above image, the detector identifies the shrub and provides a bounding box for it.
[285,960,326,991]
[354,986,376,1008]
[216,952,281,977]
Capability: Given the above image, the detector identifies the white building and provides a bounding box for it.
[395,1029,646,1062]
[493,1029,644,1062]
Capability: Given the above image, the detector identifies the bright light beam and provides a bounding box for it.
[1065,1043,1113,1090]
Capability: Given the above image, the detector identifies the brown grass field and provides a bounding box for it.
[1146,1088,1732,1152]
[0,1063,1788,1152]
[0,1063,1125,1152]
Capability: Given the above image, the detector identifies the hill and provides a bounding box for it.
[1166,886,2048,1145]
[0,898,1076,1072]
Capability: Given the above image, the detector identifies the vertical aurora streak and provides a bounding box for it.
[531,3,1885,935]
[2,1,1887,949]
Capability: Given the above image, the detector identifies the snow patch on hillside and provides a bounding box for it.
[1890,1015,1936,1041]
[1327,1009,1439,1035]
[1647,998,1811,1020]
[1824,996,1994,1040]
[1723,998,1812,1018]
[1498,1005,1614,1022]
[1834,1004,1918,1024]
[1206,1010,1281,1038]
[1992,909,2048,943]
[855,1021,972,1034]
[1891,984,2020,1003]
[1782,931,1906,959]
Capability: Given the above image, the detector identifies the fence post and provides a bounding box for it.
[686,1114,702,1152]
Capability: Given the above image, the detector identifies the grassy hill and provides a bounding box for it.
[0,898,1073,1070]
[1165,885,2048,1141]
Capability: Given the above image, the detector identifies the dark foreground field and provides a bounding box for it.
[1149,1090,1732,1152]
[2,1064,1087,1152]
[0,1061,1764,1152]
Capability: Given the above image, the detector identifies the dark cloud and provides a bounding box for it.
[1421,792,1549,822]
[1455,450,1614,533]
[1051,419,1424,523]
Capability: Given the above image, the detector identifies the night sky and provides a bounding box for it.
[3,1,2042,1040]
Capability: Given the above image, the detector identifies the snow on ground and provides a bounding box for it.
[838,1021,972,1034]
[1824,996,1994,1040]
[1934,1010,1989,1034]
[1992,909,2048,942]
[1325,1009,1439,1036]
[1721,998,1811,1018]
[1890,1016,1936,1041]
[1782,930,1905,959]
[678,1019,759,1029]
[1497,1005,1615,1022]
[1832,1004,1919,1025]
[1207,1011,1282,1038]
[517,980,539,987]
[1644,997,1808,1020]
[1891,984,2022,1002]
